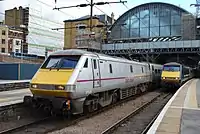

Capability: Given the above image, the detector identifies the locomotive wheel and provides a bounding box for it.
[23,96,32,106]
[84,103,93,113]
[112,92,118,104]
[84,101,98,113]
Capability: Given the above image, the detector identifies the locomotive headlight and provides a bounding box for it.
[55,85,65,90]
[175,77,179,80]
[31,84,37,88]
[66,85,76,92]
[162,77,166,79]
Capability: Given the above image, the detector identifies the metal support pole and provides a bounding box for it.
[90,0,93,32]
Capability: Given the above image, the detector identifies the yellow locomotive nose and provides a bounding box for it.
[31,69,73,85]
[161,71,180,79]
[30,69,74,97]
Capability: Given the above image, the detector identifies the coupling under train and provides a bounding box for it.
[161,62,193,88]
[24,49,162,115]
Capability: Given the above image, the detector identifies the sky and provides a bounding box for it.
[0,0,197,24]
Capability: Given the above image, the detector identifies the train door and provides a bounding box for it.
[91,58,101,88]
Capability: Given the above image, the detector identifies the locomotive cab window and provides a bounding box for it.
[141,67,144,73]
[83,58,88,68]
[41,55,80,69]
[163,65,180,72]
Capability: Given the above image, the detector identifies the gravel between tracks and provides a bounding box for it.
[49,91,161,134]
[0,106,48,132]
[112,93,172,134]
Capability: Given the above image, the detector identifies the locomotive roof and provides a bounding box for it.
[50,49,147,65]
[164,62,181,65]
[51,49,94,56]
[51,49,126,60]
[164,62,191,69]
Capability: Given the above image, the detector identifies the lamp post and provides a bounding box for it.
[19,24,27,63]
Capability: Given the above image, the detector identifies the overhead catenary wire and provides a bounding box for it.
[35,0,75,19]
[85,0,108,16]
[0,12,63,35]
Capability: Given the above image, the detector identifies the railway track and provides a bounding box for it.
[0,90,169,134]
[102,93,172,134]
[0,103,52,134]
[47,91,165,134]
[0,117,51,134]
[0,103,24,121]
[4,91,149,134]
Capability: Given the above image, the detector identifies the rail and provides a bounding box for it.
[140,93,171,134]
[0,117,51,134]
[101,93,170,134]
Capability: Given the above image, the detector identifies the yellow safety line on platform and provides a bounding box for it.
[184,79,198,108]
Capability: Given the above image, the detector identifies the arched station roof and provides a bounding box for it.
[110,2,191,41]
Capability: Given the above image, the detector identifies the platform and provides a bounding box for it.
[147,78,200,134]
[0,79,30,92]
[0,79,30,84]
[0,88,32,107]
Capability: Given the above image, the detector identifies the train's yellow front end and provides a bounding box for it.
[30,68,74,98]
[161,63,181,88]
[24,54,80,114]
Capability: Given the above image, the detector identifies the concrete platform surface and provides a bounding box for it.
[147,78,200,134]
[0,88,32,107]
[0,79,30,84]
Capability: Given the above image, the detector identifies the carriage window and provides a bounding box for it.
[155,69,158,73]
[141,67,144,73]
[93,59,97,69]
[148,64,150,70]
[152,65,154,71]
[130,65,133,73]
[109,64,113,73]
[83,58,88,68]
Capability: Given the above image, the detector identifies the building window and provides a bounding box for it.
[1,48,5,53]
[2,39,5,44]
[16,40,20,45]
[2,30,5,35]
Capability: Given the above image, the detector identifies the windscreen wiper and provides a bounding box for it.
[49,60,60,71]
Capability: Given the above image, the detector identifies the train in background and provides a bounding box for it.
[23,49,162,116]
[142,62,163,88]
[161,62,193,88]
